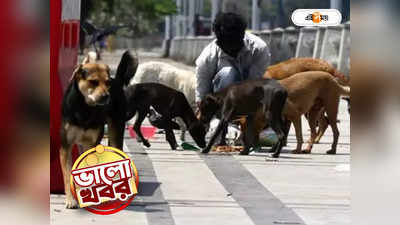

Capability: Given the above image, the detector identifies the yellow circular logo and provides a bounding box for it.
[70,145,138,215]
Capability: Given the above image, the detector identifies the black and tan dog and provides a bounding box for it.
[59,51,138,208]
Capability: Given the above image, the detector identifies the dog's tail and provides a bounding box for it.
[115,50,139,87]
[332,70,350,86]
[303,58,349,86]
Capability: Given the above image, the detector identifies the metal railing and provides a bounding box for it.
[168,22,350,76]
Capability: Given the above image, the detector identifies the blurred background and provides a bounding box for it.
[79,0,350,54]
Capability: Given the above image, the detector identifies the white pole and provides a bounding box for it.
[252,0,260,31]
[211,0,221,23]
[189,0,196,36]
[175,0,182,36]
[165,16,171,39]
[183,0,187,36]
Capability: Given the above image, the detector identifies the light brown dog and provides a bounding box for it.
[263,57,349,85]
[239,71,350,155]
[263,57,350,143]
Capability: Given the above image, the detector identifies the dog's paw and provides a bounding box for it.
[291,149,303,154]
[65,198,79,209]
[272,152,280,158]
[143,140,151,148]
[201,148,210,154]
[301,149,311,154]
[326,149,336,155]
[251,146,261,152]
[239,150,249,155]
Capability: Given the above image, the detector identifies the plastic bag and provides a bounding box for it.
[258,128,278,147]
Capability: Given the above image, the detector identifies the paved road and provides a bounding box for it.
[51,51,350,225]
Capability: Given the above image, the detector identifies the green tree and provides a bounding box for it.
[86,0,177,37]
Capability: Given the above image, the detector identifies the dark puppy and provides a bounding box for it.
[198,79,287,157]
[59,51,138,209]
[125,83,206,149]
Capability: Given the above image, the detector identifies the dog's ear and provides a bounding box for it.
[115,50,139,86]
[82,51,97,64]
[82,55,90,65]
[70,64,87,81]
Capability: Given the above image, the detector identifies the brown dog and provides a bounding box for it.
[263,57,350,143]
[59,51,137,208]
[263,57,349,85]
[280,71,350,154]
[239,71,350,155]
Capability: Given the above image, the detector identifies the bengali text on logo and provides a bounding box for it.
[70,145,139,215]
[292,9,342,26]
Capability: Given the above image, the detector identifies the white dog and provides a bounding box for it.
[131,61,197,141]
